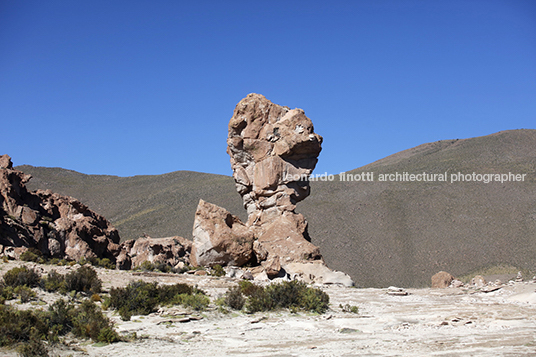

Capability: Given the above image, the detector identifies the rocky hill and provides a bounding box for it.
[18,129,536,287]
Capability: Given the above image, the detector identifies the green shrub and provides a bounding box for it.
[174,293,210,311]
[265,280,305,309]
[14,285,36,303]
[97,326,120,344]
[110,281,160,320]
[211,265,225,277]
[0,305,49,347]
[297,286,330,314]
[101,295,111,310]
[243,281,330,314]
[238,280,263,296]
[0,297,119,349]
[71,300,119,343]
[40,269,66,293]
[224,286,245,310]
[16,332,49,357]
[83,257,116,270]
[245,287,273,314]
[139,261,155,272]
[340,303,359,314]
[110,280,208,320]
[3,266,41,288]
[154,262,172,273]
[48,299,73,335]
[46,258,58,265]
[158,283,192,302]
[0,283,14,302]
[96,258,115,270]
[64,266,102,295]
[19,249,42,263]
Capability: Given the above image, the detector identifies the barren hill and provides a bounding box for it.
[18,129,536,287]
[17,167,246,242]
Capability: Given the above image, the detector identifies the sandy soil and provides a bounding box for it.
[2,261,536,356]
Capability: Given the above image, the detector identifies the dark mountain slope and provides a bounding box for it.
[300,129,536,287]
[17,129,536,287]
[18,167,246,242]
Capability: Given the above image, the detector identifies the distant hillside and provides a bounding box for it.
[18,167,247,242]
[18,129,536,287]
[299,129,536,287]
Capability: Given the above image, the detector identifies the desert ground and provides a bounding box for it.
[2,261,536,357]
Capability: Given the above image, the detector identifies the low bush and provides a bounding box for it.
[139,261,155,272]
[174,293,210,311]
[230,280,330,314]
[40,269,66,293]
[110,280,208,320]
[154,262,172,273]
[48,299,73,335]
[296,285,330,314]
[110,281,160,320]
[158,283,192,302]
[19,248,43,263]
[64,265,102,295]
[71,300,119,343]
[0,283,14,303]
[81,257,116,270]
[48,298,119,343]
[224,286,246,310]
[238,280,263,296]
[2,266,41,288]
[0,305,49,347]
[340,303,359,314]
[245,287,273,313]
[211,264,225,277]
[14,285,36,303]
[16,332,49,357]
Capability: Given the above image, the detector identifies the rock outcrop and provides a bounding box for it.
[0,154,120,262]
[120,235,191,269]
[227,93,323,219]
[192,94,353,286]
[0,154,192,269]
[190,200,254,267]
[431,271,455,288]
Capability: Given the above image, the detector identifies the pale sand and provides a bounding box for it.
[2,261,536,356]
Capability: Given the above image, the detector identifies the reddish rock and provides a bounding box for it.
[125,235,191,268]
[255,212,322,263]
[432,271,455,288]
[0,155,120,262]
[0,154,13,169]
[190,95,353,285]
[190,199,254,267]
[263,255,282,279]
[227,93,323,218]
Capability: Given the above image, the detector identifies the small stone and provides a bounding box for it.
[472,275,486,288]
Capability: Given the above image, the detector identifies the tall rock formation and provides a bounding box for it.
[192,94,353,285]
[0,154,120,261]
[227,93,323,218]
[227,93,323,264]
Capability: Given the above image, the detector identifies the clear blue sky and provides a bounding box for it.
[1,0,535,177]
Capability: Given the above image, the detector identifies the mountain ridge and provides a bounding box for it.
[16,129,536,287]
